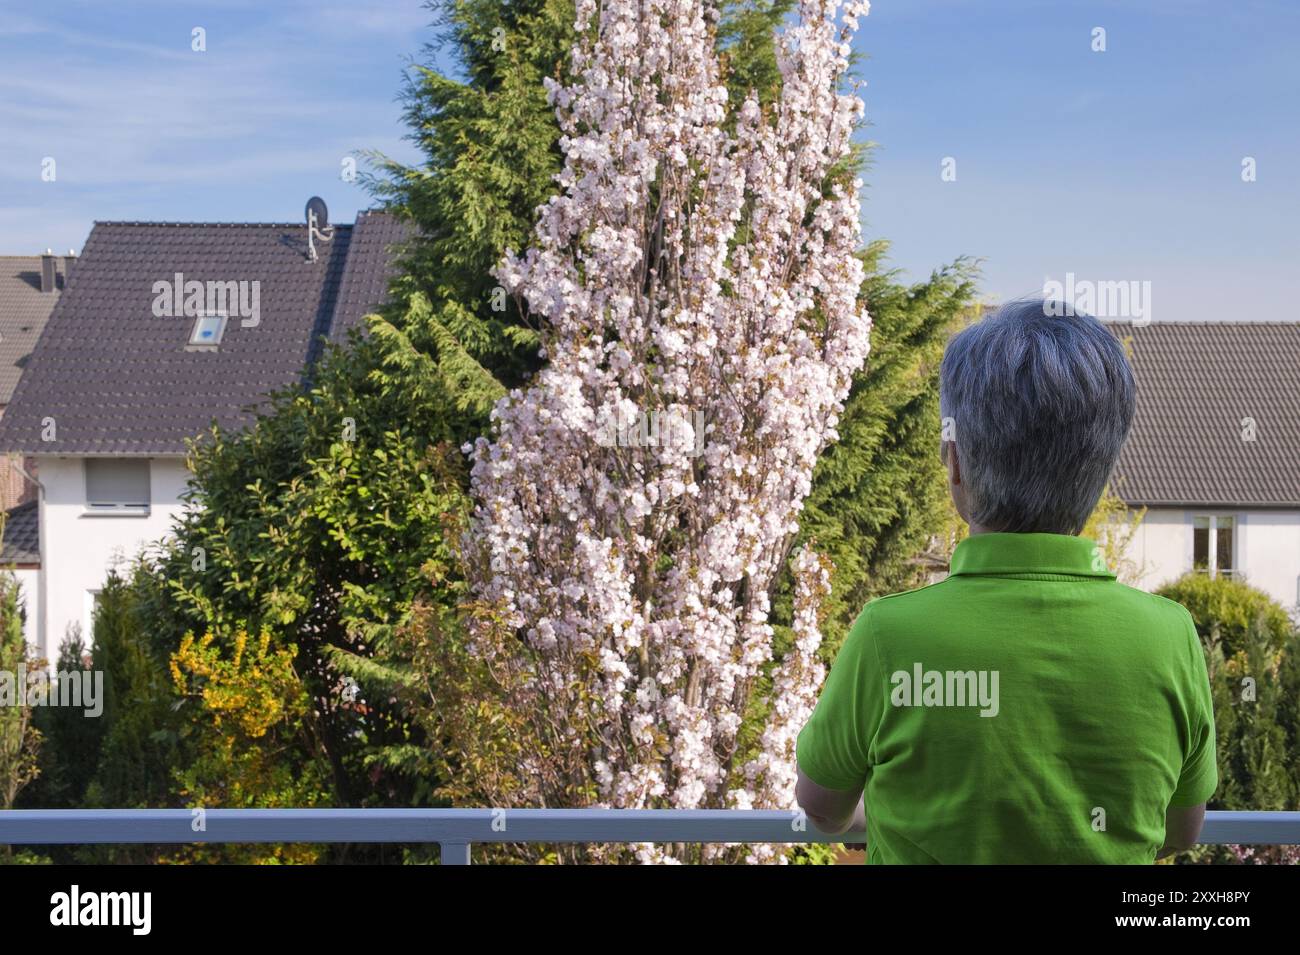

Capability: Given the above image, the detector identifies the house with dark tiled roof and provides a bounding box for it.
[0,253,73,502]
[0,252,73,647]
[0,206,408,657]
[1108,321,1300,612]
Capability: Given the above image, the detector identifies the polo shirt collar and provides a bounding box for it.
[949,532,1116,579]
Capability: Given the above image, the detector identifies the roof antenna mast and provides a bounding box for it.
[305,196,334,263]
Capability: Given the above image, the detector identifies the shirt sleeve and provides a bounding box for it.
[795,606,885,792]
[1169,613,1218,808]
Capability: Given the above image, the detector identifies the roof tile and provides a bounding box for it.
[0,255,71,403]
[0,213,408,455]
[1108,321,1300,508]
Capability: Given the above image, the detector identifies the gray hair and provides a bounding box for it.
[939,299,1136,534]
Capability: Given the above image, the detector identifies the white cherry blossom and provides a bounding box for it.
[468,0,872,863]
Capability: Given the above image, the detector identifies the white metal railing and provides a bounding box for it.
[2,809,1298,864]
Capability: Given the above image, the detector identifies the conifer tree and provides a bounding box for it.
[774,245,977,654]
[0,569,41,814]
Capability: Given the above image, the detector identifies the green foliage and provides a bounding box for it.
[1206,623,1295,813]
[150,297,477,816]
[1157,574,1300,864]
[168,628,330,864]
[1156,573,1293,659]
[27,634,104,809]
[0,849,50,866]
[774,246,978,658]
[1081,488,1146,586]
[14,566,184,863]
[717,0,797,106]
[82,569,180,813]
[362,0,576,390]
[0,569,41,814]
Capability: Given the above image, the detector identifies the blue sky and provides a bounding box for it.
[1,0,1297,321]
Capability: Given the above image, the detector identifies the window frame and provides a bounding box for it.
[1191,512,1239,580]
[187,311,228,350]
[82,458,151,516]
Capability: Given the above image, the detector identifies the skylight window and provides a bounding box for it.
[188,312,227,349]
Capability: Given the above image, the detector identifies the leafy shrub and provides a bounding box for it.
[1157,573,1293,659]
[1157,574,1300,864]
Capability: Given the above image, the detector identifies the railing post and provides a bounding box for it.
[440,841,471,865]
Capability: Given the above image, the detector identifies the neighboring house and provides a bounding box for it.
[0,252,73,506]
[0,499,40,647]
[0,207,408,660]
[912,318,1300,609]
[0,252,73,645]
[1109,321,1300,613]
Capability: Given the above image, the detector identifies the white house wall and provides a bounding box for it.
[1126,508,1187,593]
[1124,507,1300,615]
[35,455,190,662]
[1239,511,1300,613]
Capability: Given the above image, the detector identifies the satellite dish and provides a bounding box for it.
[304,197,334,262]
[305,196,329,230]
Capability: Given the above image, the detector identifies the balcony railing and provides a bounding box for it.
[3,809,1299,863]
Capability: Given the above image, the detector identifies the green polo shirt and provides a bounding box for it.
[796,532,1217,864]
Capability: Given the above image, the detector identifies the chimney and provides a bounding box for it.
[40,249,56,293]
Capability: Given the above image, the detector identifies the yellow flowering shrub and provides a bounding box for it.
[168,629,330,864]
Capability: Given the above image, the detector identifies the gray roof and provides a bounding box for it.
[0,210,408,456]
[1108,321,1300,508]
[0,255,72,403]
[1,500,39,565]
[327,211,410,344]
